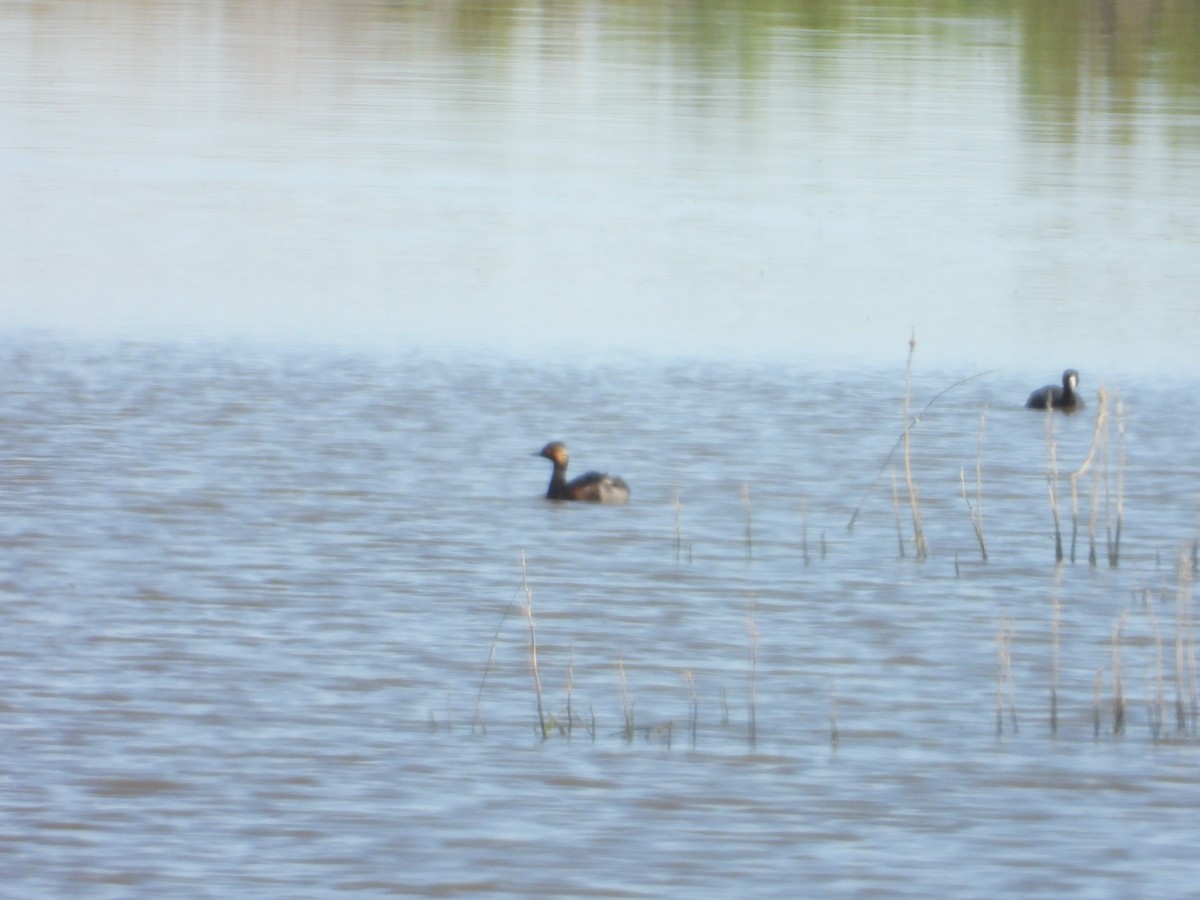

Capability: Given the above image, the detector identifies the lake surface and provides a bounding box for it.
[3,337,1200,897]
[3,0,1200,371]
[4,1,1200,896]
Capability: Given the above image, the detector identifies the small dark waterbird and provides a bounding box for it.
[1026,369,1083,412]
[535,442,630,504]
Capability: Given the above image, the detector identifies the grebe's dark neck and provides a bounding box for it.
[547,458,569,497]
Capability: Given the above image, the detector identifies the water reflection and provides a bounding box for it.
[2,0,1198,369]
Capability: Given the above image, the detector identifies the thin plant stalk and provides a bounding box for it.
[1112,612,1127,736]
[1145,589,1164,739]
[846,367,999,531]
[520,552,549,740]
[566,644,576,739]
[959,408,988,561]
[1043,409,1064,563]
[474,581,525,735]
[1068,386,1109,565]
[902,330,928,559]
[618,654,635,742]
[1109,395,1124,566]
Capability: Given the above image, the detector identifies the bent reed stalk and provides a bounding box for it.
[474,574,528,735]
[846,364,998,532]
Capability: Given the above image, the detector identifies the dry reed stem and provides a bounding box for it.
[520,552,549,740]
[618,654,634,742]
[474,579,527,735]
[1093,669,1104,739]
[566,645,576,739]
[1068,386,1109,565]
[958,408,988,561]
[846,368,998,531]
[1042,408,1064,563]
[902,331,928,559]
[1109,395,1124,566]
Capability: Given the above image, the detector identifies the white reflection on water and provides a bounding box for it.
[1,1,1199,373]
[2,338,1200,895]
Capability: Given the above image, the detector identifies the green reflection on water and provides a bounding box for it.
[369,0,1199,141]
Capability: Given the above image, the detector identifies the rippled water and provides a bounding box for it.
[5,0,1200,894]
[3,338,1200,896]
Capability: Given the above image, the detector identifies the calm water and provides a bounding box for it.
[3,338,1200,896]
[4,1,1200,896]
[2,0,1200,370]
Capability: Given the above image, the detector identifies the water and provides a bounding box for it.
[2,337,1200,897]
[3,1,1199,370]
[4,1,1200,895]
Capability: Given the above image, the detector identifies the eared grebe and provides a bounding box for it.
[1026,369,1083,412]
[535,442,630,504]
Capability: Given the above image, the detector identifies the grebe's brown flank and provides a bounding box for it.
[535,442,630,504]
[1026,369,1083,412]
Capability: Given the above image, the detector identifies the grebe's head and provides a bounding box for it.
[1063,369,1080,391]
[536,442,569,465]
